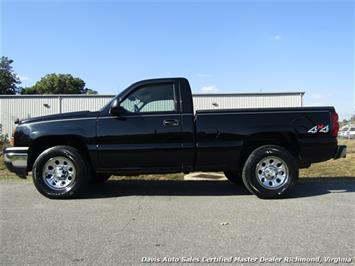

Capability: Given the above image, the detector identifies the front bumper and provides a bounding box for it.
[334,145,347,160]
[3,147,29,178]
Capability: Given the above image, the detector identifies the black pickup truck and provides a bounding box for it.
[4,78,346,199]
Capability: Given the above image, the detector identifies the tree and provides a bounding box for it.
[0,56,21,94]
[86,88,98,95]
[21,73,97,94]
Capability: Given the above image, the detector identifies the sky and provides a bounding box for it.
[1,0,354,119]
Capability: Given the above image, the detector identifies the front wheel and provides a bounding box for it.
[32,146,89,199]
[242,145,298,199]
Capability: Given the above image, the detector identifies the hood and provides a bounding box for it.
[17,111,99,125]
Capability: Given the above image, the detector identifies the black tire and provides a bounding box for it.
[242,145,298,199]
[32,145,89,199]
[90,173,111,184]
[224,171,243,184]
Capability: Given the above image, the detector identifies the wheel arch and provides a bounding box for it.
[27,135,92,171]
[240,131,300,168]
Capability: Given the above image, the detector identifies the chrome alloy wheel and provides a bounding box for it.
[42,156,76,190]
[255,156,289,190]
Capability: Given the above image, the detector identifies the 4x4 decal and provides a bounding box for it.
[308,124,329,134]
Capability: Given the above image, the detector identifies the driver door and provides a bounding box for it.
[96,82,182,172]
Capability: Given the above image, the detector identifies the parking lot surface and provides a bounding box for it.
[1,180,354,265]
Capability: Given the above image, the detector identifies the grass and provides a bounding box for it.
[110,173,184,181]
[300,139,355,179]
[0,139,354,181]
[0,154,21,180]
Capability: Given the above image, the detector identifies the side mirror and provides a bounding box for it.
[109,99,123,116]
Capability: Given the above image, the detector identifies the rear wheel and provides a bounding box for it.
[32,146,89,199]
[242,145,298,199]
[224,171,243,184]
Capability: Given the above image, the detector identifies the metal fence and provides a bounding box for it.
[193,92,304,110]
[0,92,304,138]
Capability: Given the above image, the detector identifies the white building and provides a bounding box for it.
[0,92,304,138]
[192,92,304,110]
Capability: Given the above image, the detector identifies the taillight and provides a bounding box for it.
[331,111,339,137]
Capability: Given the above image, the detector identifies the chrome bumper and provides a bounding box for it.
[334,145,347,160]
[3,147,29,178]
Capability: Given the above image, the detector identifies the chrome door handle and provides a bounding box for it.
[163,119,179,127]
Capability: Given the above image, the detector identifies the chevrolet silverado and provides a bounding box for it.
[3,78,346,199]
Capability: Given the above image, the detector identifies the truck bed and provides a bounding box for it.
[194,106,336,171]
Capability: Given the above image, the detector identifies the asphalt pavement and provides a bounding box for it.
[0,179,354,266]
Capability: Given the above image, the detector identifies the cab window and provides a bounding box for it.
[120,83,176,113]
